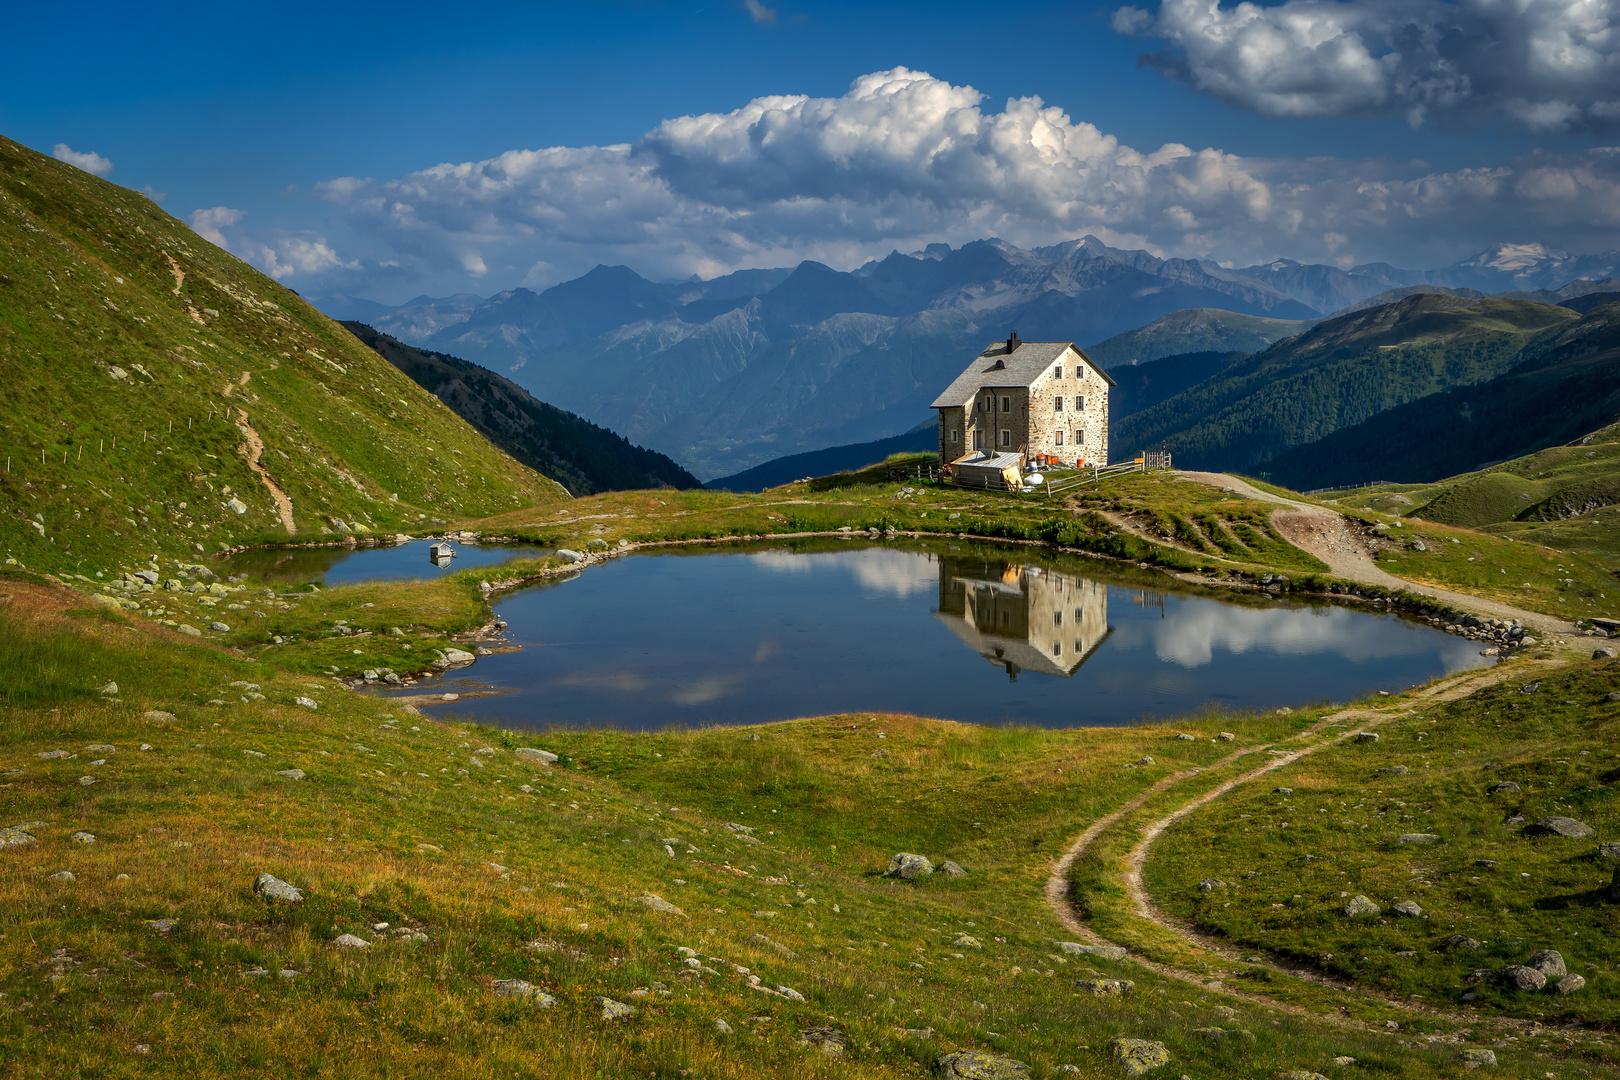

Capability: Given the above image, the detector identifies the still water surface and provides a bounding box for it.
[418,543,1487,731]
[224,540,553,585]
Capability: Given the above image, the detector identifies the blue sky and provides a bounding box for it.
[8,0,1619,302]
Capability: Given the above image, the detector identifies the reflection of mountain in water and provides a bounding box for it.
[935,557,1110,680]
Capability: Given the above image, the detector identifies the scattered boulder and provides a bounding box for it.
[941,860,967,878]
[1556,974,1586,995]
[1109,1038,1171,1077]
[97,682,118,695]
[1500,965,1546,991]
[71,831,95,844]
[1390,900,1423,917]
[714,1019,733,1034]
[1055,942,1128,961]
[1272,787,1293,795]
[954,934,983,949]
[295,697,318,710]
[634,894,687,917]
[1380,765,1409,776]
[595,996,636,1021]
[47,870,75,883]
[1525,949,1566,978]
[209,622,230,633]
[1524,816,1594,838]
[515,748,559,765]
[1611,864,1620,902]
[1488,781,1520,794]
[1594,647,1618,659]
[796,1028,846,1056]
[1444,935,1483,951]
[1461,1048,1498,1067]
[1076,979,1135,995]
[1343,895,1382,917]
[274,769,306,781]
[1599,841,1620,860]
[0,826,38,849]
[253,873,303,903]
[886,852,934,879]
[1397,833,1442,845]
[936,1051,1031,1079]
[1354,732,1379,743]
[1193,1027,1254,1042]
[492,978,556,1006]
[1277,1072,1330,1080]
[332,933,370,949]
[143,710,177,723]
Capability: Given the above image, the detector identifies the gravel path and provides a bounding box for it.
[1176,471,1577,636]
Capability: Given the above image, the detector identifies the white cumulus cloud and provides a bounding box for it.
[190,206,244,247]
[187,206,360,282]
[1114,0,1620,132]
[296,67,1620,292]
[52,143,112,176]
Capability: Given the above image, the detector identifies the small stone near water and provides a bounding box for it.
[47,870,75,883]
[635,893,687,917]
[596,996,636,1021]
[1489,781,1520,794]
[1216,732,1235,741]
[1110,1038,1171,1077]
[1390,900,1423,917]
[1557,974,1586,994]
[1461,1048,1497,1067]
[714,1018,733,1034]
[941,860,967,877]
[275,769,306,781]
[515,747,559,765]
[253,872,303,903]
[1175,733,1196,741]
[1343,895,1382,917]
[886,852,934,879]
[1525,949,1566,977]
[935,1051,1031,1079]
[1501,965,1546,991]
[332,933,370,949]
[796,1028,846,1055]
[1525,816,1594,838]
[1397,833,1441,845]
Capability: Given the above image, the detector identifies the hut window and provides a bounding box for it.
[1054,365,1063,380]
[1054,396,1064,412]
[950,429,960,443]
[1053,611,1063,627]
[1000,396,1010,412]
[1055,430,1064,445]
[1000,429,1011,447]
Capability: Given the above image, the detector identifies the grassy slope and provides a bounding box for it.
[0,135,566,579]
[340,322,702,497]
[2,574,1597,1080]
[1142,658,1619,1032]
[1113,295,1577,472]
[1264,302,1620,492]
[1323,421,1620,579]
[1086,309,1313,367]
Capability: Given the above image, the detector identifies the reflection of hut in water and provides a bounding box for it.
[429,542,457,567]
[934,556,1110,680]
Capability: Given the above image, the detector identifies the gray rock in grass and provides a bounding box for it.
[252,873,303,903]
[1525,949,1566,978]
[1461,1048,1497,1067]
[1109,1038,1171,1077]
[885,852,934,879]
[1524,816,1594,838]
[1390,900,1423,917]
[1500,965,1546,991]
[1342,895,1382,917]
[935,1051,1031,1079]
[1556,974,1586,994]
[595,996,636,1021]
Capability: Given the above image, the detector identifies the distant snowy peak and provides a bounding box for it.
[1437,243,1620,290]
[1464,242,1572,273]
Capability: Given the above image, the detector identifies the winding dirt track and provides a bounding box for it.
[234,408,296,534]
[1041,482,1567,1027]
[1177,471,1576,636]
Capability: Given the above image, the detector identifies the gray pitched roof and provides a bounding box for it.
[929,340,1116,409]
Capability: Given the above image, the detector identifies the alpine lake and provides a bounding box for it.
[230,538,1491,732]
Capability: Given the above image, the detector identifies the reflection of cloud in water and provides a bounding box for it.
[753,638,781,663]
[557,671,647,692]
[1112,602,1479,669]
[671,673,745,706]
[747,548,936,598]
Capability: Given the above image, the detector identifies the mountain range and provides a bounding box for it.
[313,239,1620,480]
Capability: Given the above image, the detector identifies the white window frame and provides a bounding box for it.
[1000,396,1011,412]
[950,428,960,443]
[1054,365,1063,380]
[1000,429,1011,447]
[1055,430,1064,446]
[1054,396,1063,412]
